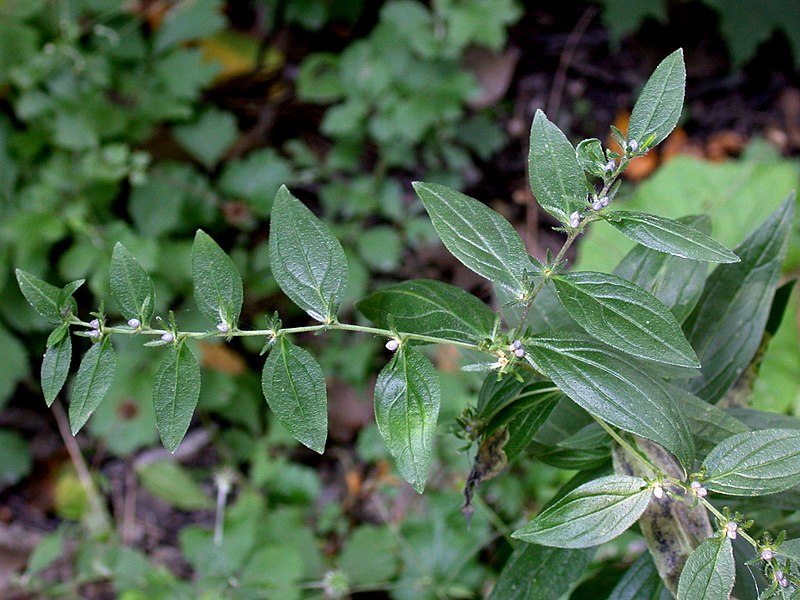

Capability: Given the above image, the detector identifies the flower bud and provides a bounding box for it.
[592,200,603,211]
[628,139,639,152]
[161,332,174,343]
[127,318,141,329]
[216,322,229,334]
[761,548,774,561]
[600,196,609,207]
[726,521,738,540]
[603,159,616,173]
[652,483,664,499]
[385,339,400,352]
[514,348,525,358]
[89,319,100,330]
[569,211,580,228]
[88,329,100,339]
[512,340,522,350]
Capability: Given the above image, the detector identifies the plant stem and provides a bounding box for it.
[592,417,660,473]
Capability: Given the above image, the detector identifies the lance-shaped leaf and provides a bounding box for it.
[192,230,243,328]
[261,336,327,454]
[676,536,735,600]
[110,243,156,324]
[153,342,201,453]
[703,429,800,496]
[41,331,71,407]
[269,185,348,322]
[608,552,671,600]
[413,181,533,298]
[528,110,586,223]
[15,269,63,324]
[604,211,738,263]
[69,338,116,434]
[512,475,651,548]
[552,272,700,368]
[374,346,440,493]
[673,388,749,456]
[683,194,795,402]
[525,333,694,468]
[356,279,495,345]
[627,49,685,148]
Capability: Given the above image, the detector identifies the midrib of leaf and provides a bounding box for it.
[402,354,422,483]
[288,219,329,317]
[711,442,800,481]
[636,57,679,136]
[23,274,59,318]
[167,349,180,438]
[72,343,107,432]
[539,127,575,207]
[280,341,309,426]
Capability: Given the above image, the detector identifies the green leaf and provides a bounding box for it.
[525,333,695,468]
[528,110,586,223]
[576,138,608,178]
[136,460,213,510]
[41,331,71,407]
[604,211,739,263]
[676,536,734,600]
[627,49,686,148]
[261,336,328,454]
[57,280,84,316]
[673,389,749,456]
[172,107,238,169]
[69,338,116,435]
[110,243,156,324]
[269,185,348,322]
[0,429,32,486]
[153,342,202,453]
[191,230,243,328]
[511,475,651,548]
[776,538,800,563]
[608,552,671,600]
[683,194,795,402]
[356,279,496,345]
[703,429,800,496]
[552,272,700,368]
[413,181,533,298]
[374,346,440,493]
[154,0,226,53]
[0,325,28,409]
[15,269,63,323]
[488,543,595,600]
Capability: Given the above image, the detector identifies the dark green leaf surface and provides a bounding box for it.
[553,272,700,368]
[261,336,328,454]
[192,230,243,328]
[528,110,586,223]
[703,429,800,495]
[374,347,440,493]
[110,242,156,323]
[357,279,495,344]
[676,536,734,600]
[526,333,694,468]
[605,211,738,263]
[673,388,749,455]
[488,543,595,600]
[627,49,685,148]
[413,181,532,298]
[15,269,63,323]
[153,343,201,453]
[511,475,650,548]
[683,195,795,402]
[608,552,671,600]
[57,280,84,315]
[69,339,116,434]
[776,538,800,563]
[41,332,71,407]
[269,186,348,322]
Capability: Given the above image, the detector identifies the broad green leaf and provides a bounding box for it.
[136,460,212,510]
[488,543,595,600]
[627,49,685,148]
[192,230,243,328]
[608,552,671,600]
[683,195,795,402]
[673,389,749,456]
[528,110,586,223]
[413,181,533,298]
[172,107,237,169]
[374,346,440,493]
[269,185,348,322]
[41,331,71,407]
[676,536,734,600]
[604,211,738,263]
[552,272,700,368]
[15,269,62,323]
[511,474,650,548]
[526,333,694,468]
[110,243,156,324]
[69,338,116,434]
[261,336,327,454]
[776,538,800,563]
[356,279,496,345]
[703,429,800,495]
[153,342,202,453]
[613,215,710,323]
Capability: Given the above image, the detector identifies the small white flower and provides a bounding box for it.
[628,139,639,152]
[514,348,525,358]
[216,322,229,334]
[761,548,774,561]
[592,200,603,210]
[652,483,664,499]
[385,339,400,352]
[89,319,100,330]
[603,159,616,173]
[726,521,738,540]
[127,318,141,329]
[88,329,100,339]
[569,211,581,228]
[600,196,609,207]
[512,340,522,350]
[161,332,174,343]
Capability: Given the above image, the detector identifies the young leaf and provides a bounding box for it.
[683,194,795,402]
[192,230,243,328]
[57,280,83,317]
[604,211,739,263]
[528,110,586,223]
[703,429,800,496]
[356,279,496,345]
[15,269,63,323]
[41,331,71,407]
[627,49,686,148]
[552,271,700,368]
[676,536,735,600]
[374,346,440,493]
[153,342,201,453]
[69,338,116,434]
[576,138,608,178]
[511,475,651,548]
[413,182,533,299]
[261,336,328,454]
[525,333,695,468]
[269,185,348,322]
[110,242,156,324]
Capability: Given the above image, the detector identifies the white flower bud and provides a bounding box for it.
[592,200,603,210]
[88,329,100,339]
[385,339,400,352]
[726,521,738,539]
[216,322,229,334]
[652,483,664,499]
[569,211,580,228]
[89,319,100,330]
[127,318,141,328]
[603,159,616,173]
[628,139,639,152]
[161,332,174,343]
[761,548,774,561]
[600,196,609,207]
[514,348,525,358]
[512,340,522,350]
